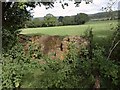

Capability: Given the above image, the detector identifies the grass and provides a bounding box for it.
[20,20,118,36]
[20,20,118,46]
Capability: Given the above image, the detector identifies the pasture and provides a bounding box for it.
[20,20,117,36]
[20,20,118,46]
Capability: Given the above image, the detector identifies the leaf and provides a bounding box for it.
[15,82,19,88]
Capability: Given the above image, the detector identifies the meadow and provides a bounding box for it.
[20,20,117,36]
[20,20,118,46]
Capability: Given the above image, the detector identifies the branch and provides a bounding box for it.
[107,40,120,60]
[109,30,119,52]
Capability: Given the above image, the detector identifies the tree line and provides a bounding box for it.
[23,13,90,28]
[89,10,119,21]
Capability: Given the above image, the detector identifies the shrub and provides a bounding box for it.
[2,43,41,89]
[108,25,120,61]
[21,42,119,88]
[2,38,119,89]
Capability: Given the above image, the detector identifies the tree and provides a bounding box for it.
[62,16,76,25]
[62,16,69,25]
[75,13,89,25]
[101,0,118,20]
[32,18,43,27]
[58,16,64,26]
[2,2,37,51]
[24,20,34,28]
[2,1,93,51]
[59,13,89,26]
[58,16,64,23]
[43,13,58,27]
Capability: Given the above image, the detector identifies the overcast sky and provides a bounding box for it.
[32,0,119,17]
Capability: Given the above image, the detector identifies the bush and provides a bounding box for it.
[2,39,119,89]
[2,43,41,89]
[20,43,119,88]
[75,13,90,25]
[108,25,120,61]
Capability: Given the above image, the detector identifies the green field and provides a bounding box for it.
[20,20,118,37]
[20,20,118,45]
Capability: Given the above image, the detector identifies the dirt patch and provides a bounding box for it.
[18,34,88,60]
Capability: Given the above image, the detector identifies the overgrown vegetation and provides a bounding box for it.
[2,1,120,89]
[2,28,119,89]
[107,25,120,61]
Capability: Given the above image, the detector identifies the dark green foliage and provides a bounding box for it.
[75,13,89,25]
[43,14,58,27]
[32,18,43,27]
[89,10,120,20]
[23,20,35,28]
[2,29,18,52]
[2,41,119,88]
[108,25,120,61]
[28,14,59,27]
[2,2,36,52]
[23,18,44,28]
[2,2,57,51]
[58,16,64,26]
[2,42,41,89]
[21,43,83,88]
[60,13,89,26]
[23,13,90,28]
[2,2,32,30]
[62,16,76,25]
[6,42,118,88]
[58,16,64,23]
[80,46,119,88]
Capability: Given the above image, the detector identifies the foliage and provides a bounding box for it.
[18,42,119,88]
[23,18,44,28]
[108,25,120,61]
[2,28,18,52]
[2,42,41,89]
[32,18,43,28]
[89,10,119,20]
[21,43,84,88]
[2,2,36,52]
[43,14,58,27]
[2,0,93,51]
[23,20,35,28]
[101,0,118,20]
[24,14,59,28]
[58,16,64,23]
[22,12,90,28]
[1,2,56,51]
[62,16,76,25]
[59,13,89,26]
[75,13,90,25]
[2,36,119,88]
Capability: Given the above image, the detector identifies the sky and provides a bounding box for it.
[32,0,120,17]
